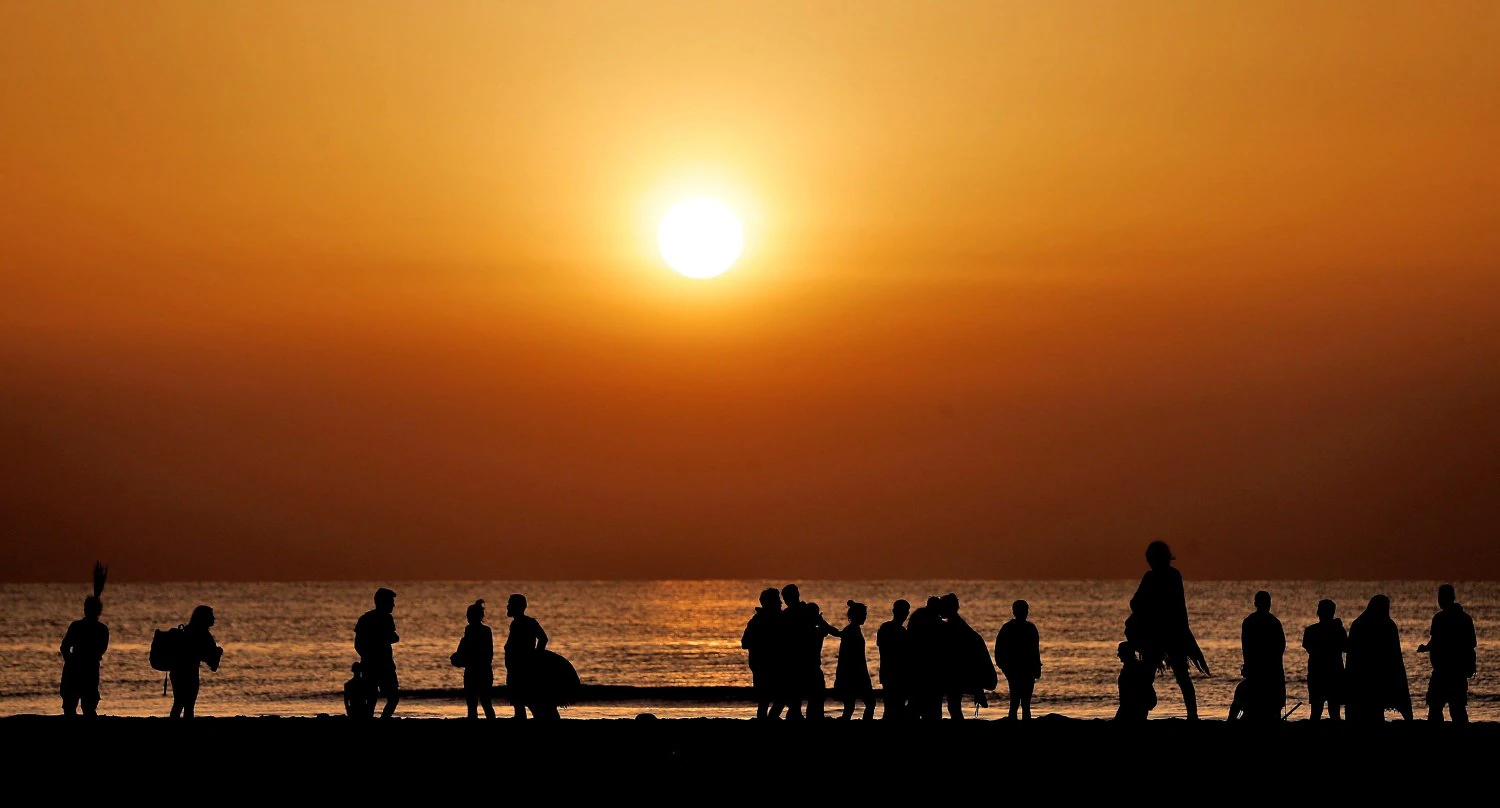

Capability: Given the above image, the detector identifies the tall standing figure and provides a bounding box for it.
[59,562,110,717]
[453,599,496,719]
[1125,541,1210,719]
[505,593,556,719]
[994,599,1042,720]
[907,596,946,720]
[1301,599,1346,721]
[169,605,223,719]
[355,587,401,719]
[1345,594,1412,722]
[938,593,994,719]
[1417,584,1477,723]
[741,587,784,720]
[834,600,875,720]
[1233,590,1286,722]
[875,599,911,720]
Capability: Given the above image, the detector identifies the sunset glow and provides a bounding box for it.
[658,198,744,279]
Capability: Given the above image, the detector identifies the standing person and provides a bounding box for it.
[994,599,1042,721]
[939,593,993,719]
[1237,590,1286,722]
[741,587,784,720]
[1417,584,1477,723]
[906,596,945,720]
[875,599,911,720]
[835,601,875,720]
[1345,594,1413,722]
[803,601,840,720]
[452,599,496,719]
[354,587,401,719]
[1125,541,1210,719]
[504,593,554,719]
[169,605,223,719]
[59,562,110,717]
[1302,599,1347,721]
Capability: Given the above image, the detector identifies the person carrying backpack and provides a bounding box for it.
[169,605,223,718]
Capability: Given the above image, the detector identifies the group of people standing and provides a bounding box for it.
[344,588,564,720]
[740,584,1043,721]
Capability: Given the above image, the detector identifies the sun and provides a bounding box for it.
[657,198,744,279]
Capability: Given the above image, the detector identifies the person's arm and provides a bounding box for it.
[820,616,841,638]
[389,615,399,644]
[741,621,754,650]
[59,625,73,660]
[101,625,110,657]
[536,621,548,652]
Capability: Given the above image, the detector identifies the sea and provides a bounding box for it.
[2,580,1495,720]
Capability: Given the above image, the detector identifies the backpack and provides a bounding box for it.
[150,625,186,672]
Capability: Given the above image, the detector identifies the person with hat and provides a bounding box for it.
[355,587,401,719]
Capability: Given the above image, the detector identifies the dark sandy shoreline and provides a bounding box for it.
[6,714,1495,797]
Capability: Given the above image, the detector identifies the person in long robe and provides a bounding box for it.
[1235,590,1286,722]
[1345,594,1412,722]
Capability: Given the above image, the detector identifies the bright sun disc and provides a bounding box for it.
[658,198,743,279]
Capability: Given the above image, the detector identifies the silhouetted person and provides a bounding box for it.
[741,587,784,719]
[343,662,372,719]
[354,587,400,719]
[1417,584,1476,723]
[59,562,109,717]
[907,596,945,720]
[835,600,875,720]
[804,601,840,719]
[169,605,223,719]
[1126,541,1209,719]
[505,593,556,719]
[939,593,993,719]
[876,599,911,720]
[994,599,1042,720]
[1302,598,1346,721]
[453,599,496,719]
[1233,590,1286,722]
[1346,594,1413,722]
[1114,641,1156,721]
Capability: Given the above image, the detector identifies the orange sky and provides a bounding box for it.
[3,2,1498,581]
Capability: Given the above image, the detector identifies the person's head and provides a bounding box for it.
[467,599,485,625]
[926,596,941,611]
[83,595,103,620]
[351,661,362,675]
[374,587,396,613]
[1366,594,1390,619]
[1012,600,1029,620]
[507,593,527,617]
[758,587,781,611]
[1317,599,1336,621]
[939,593,959,617]
[847,600,867,625]
[1145,541,1174,570]
[1438,584,1456,609]
[1254,590,1271,612]
[781,584,801,607]
[189,604,215,629]
[892,599,911,621]
[1117,641,1135,665]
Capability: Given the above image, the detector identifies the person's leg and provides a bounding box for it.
[946,691,965,720]
[1328,699,1341,721]
[83,684,100,718]
[1169,656,1198,720]
[840,695,854,720]
[1008,688,1020,720]
[466,686,479,720]
[862,694,875,720]
[1452,679,1468,724]
[62,693,78,716]
[379,670,400,719]
[180,674,200,719]
[1021,680,1033,720]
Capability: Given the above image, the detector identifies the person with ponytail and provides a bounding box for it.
[452,599,496,719]
[59,562,110,716]
[835,600,876,720]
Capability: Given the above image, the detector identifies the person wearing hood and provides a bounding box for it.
[1345,594,1413,722]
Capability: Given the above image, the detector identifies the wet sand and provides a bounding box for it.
[5,714,1494,797]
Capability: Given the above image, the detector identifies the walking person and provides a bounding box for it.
[1417,584,1477,723]
[1125,541,1210,719]
[835,601,875,720]
[355,587,401,719]
[994,599,1042,720]
[59,563,109,717]
[452,599,496,719]
[169,605,223,719]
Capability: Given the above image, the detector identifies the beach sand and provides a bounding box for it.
[6,714,1494,798]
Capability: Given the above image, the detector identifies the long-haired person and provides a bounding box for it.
[169,605,223,719]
